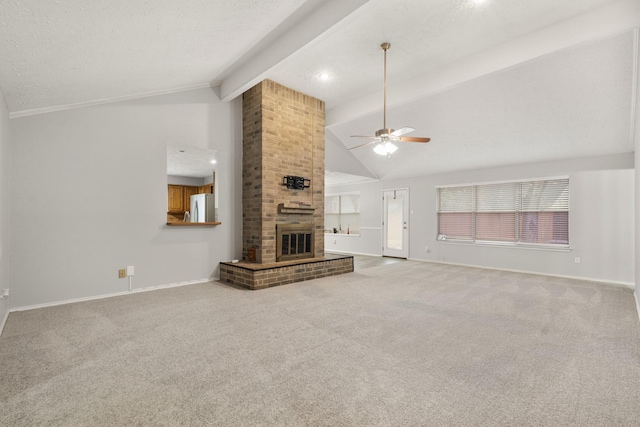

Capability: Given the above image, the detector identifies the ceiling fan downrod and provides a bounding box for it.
[347,42,431,152]
[381,42,391,134]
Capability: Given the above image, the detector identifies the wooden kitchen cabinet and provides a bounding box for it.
[167,185,184,213]
[198,184,213,194]
[168,185,199,214]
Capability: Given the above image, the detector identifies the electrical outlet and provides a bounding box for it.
[126,265,135,276]
[118,269,126,278]
[574,257,581,264]
[1,289,8,299]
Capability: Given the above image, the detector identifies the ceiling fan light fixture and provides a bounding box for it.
[348,42,431,152]
[374,142,398,156]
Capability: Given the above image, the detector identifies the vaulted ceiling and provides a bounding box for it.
[1,0,638,181]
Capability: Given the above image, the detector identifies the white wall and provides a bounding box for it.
[635,28,640,314]
[327,153,635,286]
[326,180,382,255]
[325,130,375,178]
[0,88,10,326]
[9,88,243,309]
[167,175,206,186]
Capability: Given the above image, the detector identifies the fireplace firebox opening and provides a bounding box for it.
[276,223,314,262]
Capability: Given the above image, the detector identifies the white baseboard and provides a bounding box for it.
[408,258,636,290]
[326,250,381,257]
[0,307,9,337]
[9,278,216,313]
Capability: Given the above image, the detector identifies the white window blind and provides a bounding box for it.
[520,179,569,245]
[437,185,473,240]
[437,178,569,246]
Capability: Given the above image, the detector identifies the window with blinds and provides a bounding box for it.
[437,177,569,246]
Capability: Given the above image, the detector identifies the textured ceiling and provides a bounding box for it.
[325,171,378,187]
[167,145,217,178]
[0,0,307,113]
[329,30,635,180]
[0,0,638,180]
[269,0,625,109]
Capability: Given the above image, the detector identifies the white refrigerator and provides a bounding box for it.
[190,193,216,222]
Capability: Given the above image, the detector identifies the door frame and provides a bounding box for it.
[382,188,409,259]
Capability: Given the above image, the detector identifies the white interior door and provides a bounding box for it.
[383,189,409,258]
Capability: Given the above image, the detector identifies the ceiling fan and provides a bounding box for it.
[350,42,431,156]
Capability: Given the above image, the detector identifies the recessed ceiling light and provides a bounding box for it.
[210,159,217,164]
[318,72,331,82]
[471,0,488,5]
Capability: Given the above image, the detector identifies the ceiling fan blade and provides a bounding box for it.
[391,127,415,137]
[350,135,377,139]
[398,136,431,143]
[348,140,378,150]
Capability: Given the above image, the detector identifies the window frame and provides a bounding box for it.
[436,176,569,249]
[324,192,361,235]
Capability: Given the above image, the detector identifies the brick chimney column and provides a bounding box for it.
[242,80,325,264]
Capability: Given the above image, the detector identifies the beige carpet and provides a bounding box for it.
[1,257,639,426]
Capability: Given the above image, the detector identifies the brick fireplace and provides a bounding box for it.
[241,79,325,263]
[219,79,353,290]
